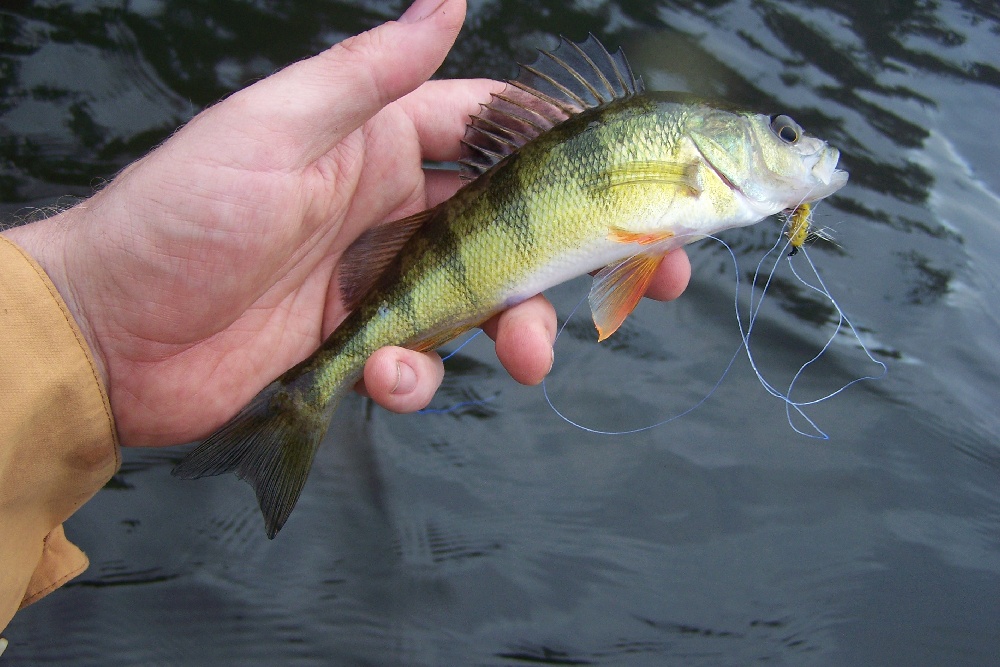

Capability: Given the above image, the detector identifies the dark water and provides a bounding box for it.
[3,1,1000,664]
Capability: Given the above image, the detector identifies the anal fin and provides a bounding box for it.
[410,322,481,353]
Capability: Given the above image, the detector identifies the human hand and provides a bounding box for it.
[3,0,690,448]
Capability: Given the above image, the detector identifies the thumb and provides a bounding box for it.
[201,0,466,169]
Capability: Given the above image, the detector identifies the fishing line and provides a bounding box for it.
[543,212,886,438]
[439,330,484,362]
[417,329,496,416]
[423,207,886,432]
[417,394,498,415]
[735,205,887,438]
[542,234,747,435]
[776,245,887,434]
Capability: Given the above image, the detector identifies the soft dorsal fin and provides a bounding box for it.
[339,209,435,311]
[459,34,644,183]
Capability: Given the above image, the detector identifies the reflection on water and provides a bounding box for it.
[3,0,1000,665]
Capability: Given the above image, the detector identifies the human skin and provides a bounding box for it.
[1,0,690,448]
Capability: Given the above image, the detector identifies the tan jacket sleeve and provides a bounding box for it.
[0,234,120,633]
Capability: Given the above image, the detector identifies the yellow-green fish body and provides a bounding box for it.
[174,36,848,537]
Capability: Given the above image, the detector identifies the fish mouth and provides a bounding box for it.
[803,146,849,201]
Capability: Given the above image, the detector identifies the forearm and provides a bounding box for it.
[0,233,119,631]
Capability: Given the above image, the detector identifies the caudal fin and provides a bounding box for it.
[172,381,335,538]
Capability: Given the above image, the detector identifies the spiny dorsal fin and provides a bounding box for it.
[339,209,435,311]
[459,34,644,183]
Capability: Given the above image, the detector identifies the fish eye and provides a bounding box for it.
[770,114,801,144]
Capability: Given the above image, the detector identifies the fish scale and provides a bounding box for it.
[174,36,848,538]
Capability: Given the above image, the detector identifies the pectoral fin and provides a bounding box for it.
[590,161,702,196]
[589,253,665,342]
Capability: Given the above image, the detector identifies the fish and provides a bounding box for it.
[173,35,849,538]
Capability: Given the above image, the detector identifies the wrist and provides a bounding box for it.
[2,208,110,390]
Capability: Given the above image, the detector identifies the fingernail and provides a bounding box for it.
[391,361,418,395]
[399,0,447,23]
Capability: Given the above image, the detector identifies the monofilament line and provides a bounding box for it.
[737,207,887,438]
[541,287,745,435]
[543,218,886,438]
[418,330,498,415]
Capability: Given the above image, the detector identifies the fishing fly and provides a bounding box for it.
[782,202,837,257]
[738,204,886,437]
[785,202,811,256]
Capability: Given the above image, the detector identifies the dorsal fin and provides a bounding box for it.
[339,209,435,311]
[459,34,644,183]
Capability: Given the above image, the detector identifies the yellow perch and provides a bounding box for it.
[174,36,849,537]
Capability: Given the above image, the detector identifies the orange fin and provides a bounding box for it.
[589,253,664,342]
[410,323,481,353]
[608,228,675,246]
[339,209,435,311]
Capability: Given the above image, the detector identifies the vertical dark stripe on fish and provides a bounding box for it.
[488,154,536,257]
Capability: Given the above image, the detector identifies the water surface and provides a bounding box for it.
[2,0,999,664]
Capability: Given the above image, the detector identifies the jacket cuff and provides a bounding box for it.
[0,234,120,630]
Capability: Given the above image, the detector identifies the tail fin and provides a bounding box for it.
[172,381,336,538]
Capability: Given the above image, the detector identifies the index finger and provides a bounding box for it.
[396,78,504,162]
